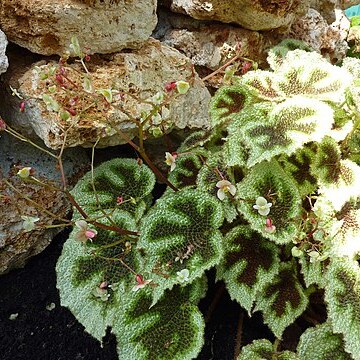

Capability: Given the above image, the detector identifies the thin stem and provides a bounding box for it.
[5,126,57,159]
[205,283,225,323]
[234,311,244,360]
[4,179,71,223]
[202,54,240,82]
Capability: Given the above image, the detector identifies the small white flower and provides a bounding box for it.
[165,152,177,172]
[17,167,32,179]
[21,215,40,232]
[74,220,97,243]
[253,196,272,216]
[216,180,236,201]
[291,247,303,258]
[176,269,190,283]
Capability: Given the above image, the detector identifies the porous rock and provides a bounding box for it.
[157,9,278,70]
[0,176,70,275]
[160,0,308,31]
[289,6,350,63]
[0,0,157,56]
[0,39,211,149]
[0,29,8,74]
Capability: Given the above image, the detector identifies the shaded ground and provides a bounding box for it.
[0,229,274,360]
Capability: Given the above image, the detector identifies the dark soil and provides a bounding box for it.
[0,229,274,360]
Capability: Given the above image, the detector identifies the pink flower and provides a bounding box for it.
[74,220,97,243]
[216,180,236,201]
[116,196,123,205]
[264,218,276,234]
[19,101,26,113]
[132,274,152,292]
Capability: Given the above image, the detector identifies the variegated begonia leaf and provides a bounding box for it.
[71,158,155,221]
[325,257,360,359]
[298,253,327,288]
[279,146,317,197]
[196,152,238,222]
[342,57,360,79]
[225,103,272,168]
[236,160,302,244]
[238,339,298,360]
[209,84,253,126]
[326,199,360,258]
[241,70,282,101]
[240,96,334,167]
[317,159,360,211]
[267,38,314,71]
[297,321,352,360]
[310,136,342,186]
[216,225,280,314]
[166,150,207,191]
[273,50,352,103]
[138,188,224,305]
[56,210,139,341]
[254,263,309,339]
[113,282,206,360]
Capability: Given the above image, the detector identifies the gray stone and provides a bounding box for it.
[0,29,8,75]
[160,0,308,31]
[0,0,157,56]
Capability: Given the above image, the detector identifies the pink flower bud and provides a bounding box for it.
[164,81,177,92]
[0,117,6,130]
[116,196,123,205]
[242,62,252,74]
[135,274,144,284]
[85,229,97,239]
[19,101,26,113]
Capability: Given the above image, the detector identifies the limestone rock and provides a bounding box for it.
[0,0,157,56]
[157,9,278,71]
[0,176,70,275]
[289,6,350,63]
[0,29,8,74]
[0,39,211,149]
[160,0,308,31]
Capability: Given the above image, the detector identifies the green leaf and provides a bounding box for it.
[241,96,334,167]
[325,258,360,359]
[138,189,224,304]
[71,158,155,220]
[298,253,326,288]
[279,146,318,197]
[236,160,302,244]
[209,84,253,126]
[238,339,298,360]
[113,284,205,360]
[297,322,352,360]
[255,263,309,338]
[217,225,280,313]
[267,39,314,71]
[167,150,207,191]
[56,210,139,341]
[241,70,282,101]
[274,50,352,103]
[196,152,238,223]
[311,136,342,185]
[317,159,360,211]
[225,103,272,167]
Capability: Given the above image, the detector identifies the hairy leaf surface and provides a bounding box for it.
[325,258,360,359]
[139,189,224,304]
[297,322,352,360]
[217,226,280,313]
[71,158,155,220]
[255,263,309,338]
[237,160,302,244]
